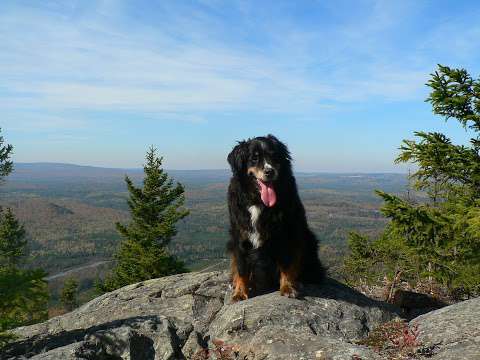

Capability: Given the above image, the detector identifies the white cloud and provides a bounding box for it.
[0,0,445,124]
[2,113,86,131]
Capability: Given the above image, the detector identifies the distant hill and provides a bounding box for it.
[9,163,230,184]
[9,162,406,188]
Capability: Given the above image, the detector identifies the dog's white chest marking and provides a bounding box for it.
[248,205,262,249]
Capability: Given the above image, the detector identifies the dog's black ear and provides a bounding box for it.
[267,134,291,161]
[227,141,248,175]
[267,134,280,142]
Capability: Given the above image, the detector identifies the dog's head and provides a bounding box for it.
[227,134,291,207]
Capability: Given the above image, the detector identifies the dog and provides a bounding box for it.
[226,134,324,302]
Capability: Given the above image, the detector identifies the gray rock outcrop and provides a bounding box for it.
[410,297,480,359]
[2,271,477,359]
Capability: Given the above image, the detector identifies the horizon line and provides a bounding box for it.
[14,162,409,175]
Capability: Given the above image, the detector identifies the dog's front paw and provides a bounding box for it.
[231,290,249,302]
[280,284,298,298]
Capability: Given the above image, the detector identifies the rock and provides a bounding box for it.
[410,297,480,359]
[393,289,446,309]
[3,271,401,359]
[392,289,447,320]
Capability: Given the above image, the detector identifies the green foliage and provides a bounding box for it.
[60,277,79,312]
[99,147,189,292]
[100,243,187,292]
[345,65,480,296]
[0,208,27,268]
[343,232,378,284]
[0,267,48,329]
[396,131,480,197]
[0,220,49,346]
[0,128,13,182]
[426,64,480,130]
[343,228,418,286]
[0,129,49,347]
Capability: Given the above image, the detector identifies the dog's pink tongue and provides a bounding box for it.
[257,179,277,207]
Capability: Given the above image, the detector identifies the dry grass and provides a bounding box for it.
[357,319,428,360]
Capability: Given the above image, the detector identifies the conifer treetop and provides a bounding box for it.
[0,128,13,182]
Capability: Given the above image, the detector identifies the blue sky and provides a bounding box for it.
[1,0,480,172]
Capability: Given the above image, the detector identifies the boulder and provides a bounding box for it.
[410,297,480,360]
[392,289,448,320]
[2,271,404,359]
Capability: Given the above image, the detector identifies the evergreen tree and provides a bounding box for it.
[0,208,27,268]
[0,210,49,343]
[0,267,48,340]
[0,128,13,183]
[344,65,480,297]
[60,277,79,312]
[99,147,189,292]
[0,129,48,346]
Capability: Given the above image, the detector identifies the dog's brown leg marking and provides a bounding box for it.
[279,255,302,298]
[231,256,249,302]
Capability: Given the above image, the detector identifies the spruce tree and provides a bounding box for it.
[344,65,480,297]
[60,277,79,312]
[0,208,27,268]
[0,128,13,183]
[100,147,189,292]
[0,129,48,346]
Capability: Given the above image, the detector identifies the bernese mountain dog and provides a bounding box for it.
[227,134,324,302]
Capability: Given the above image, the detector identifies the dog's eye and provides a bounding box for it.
[251,153,259,162]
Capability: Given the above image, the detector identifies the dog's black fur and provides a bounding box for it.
[227,134,324,301]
